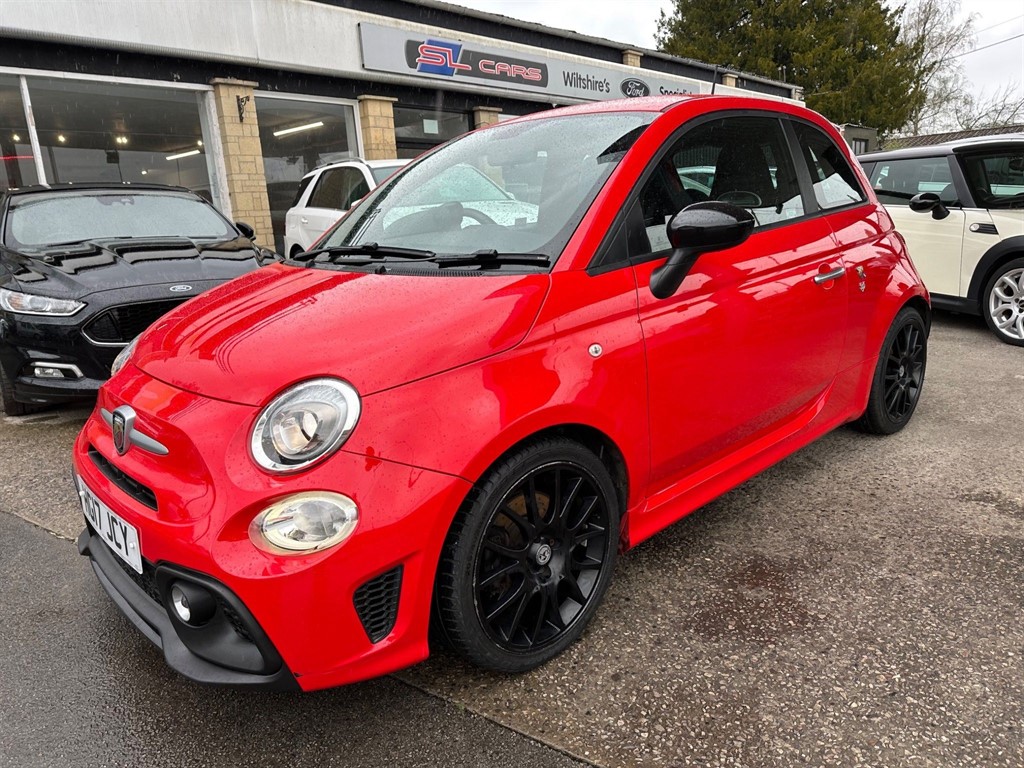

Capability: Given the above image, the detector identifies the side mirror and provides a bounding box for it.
[235,221,257,239]
[650,202,755,299]
[908,192,950,220]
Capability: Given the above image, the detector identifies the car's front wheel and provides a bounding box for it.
[854,305,927,435]
[982,257,1024,347]
[0,364,35,417]
[436,438,620,673]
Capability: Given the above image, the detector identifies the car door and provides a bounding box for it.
[298,166,371,248]
[627,113,847,495]
[864,155,966,297]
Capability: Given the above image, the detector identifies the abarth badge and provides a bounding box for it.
[111,405,137,456]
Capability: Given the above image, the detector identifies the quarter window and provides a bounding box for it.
[308,167,370,210]
[867,157,958,206]
[793,124,866,210]
[632,115,804,257]
[959,151,1024,209]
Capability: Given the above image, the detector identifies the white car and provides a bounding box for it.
[284,158,409,257]
[859,136,1024,346]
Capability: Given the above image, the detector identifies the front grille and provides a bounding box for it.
[83,299,187,344]
[89,446,158,510]
[353,566,403,643]
[110,547,163,605]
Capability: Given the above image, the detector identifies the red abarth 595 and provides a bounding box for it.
[74,96,928,691]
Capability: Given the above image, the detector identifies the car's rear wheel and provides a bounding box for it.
[854,306,927,435]
[436,438,619,672]
[982,257,1024,347]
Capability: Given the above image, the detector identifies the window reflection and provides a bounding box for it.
[0,75,38,192]
[25,77,212,198]
[255,96,358,253]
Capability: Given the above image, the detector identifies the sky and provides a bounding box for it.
[445,0,1024,115]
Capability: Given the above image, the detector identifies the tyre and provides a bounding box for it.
[0,364,34,417]
[982,257,1024,347]
[854,306,927,435]
[435,438,620,673]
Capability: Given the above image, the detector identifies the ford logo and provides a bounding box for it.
[620,78,651,98]
[169,285,192,293]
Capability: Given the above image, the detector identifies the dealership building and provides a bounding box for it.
[0,0,800,252]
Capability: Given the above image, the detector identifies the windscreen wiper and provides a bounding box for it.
[293,243,435,263]
[432,249,551,268]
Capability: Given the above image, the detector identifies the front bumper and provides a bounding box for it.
[78,526,298,690]
[74,371,472,691]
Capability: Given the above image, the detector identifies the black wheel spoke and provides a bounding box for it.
[544,584,566,631]
[562,572,587,605]
[523,476,542,528]
[484,581,527,622]
[504,587,534,642]
[479,559,525,589]
[483,539,526,560]
[498,504,534,539]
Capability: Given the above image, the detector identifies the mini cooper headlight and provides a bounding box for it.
[251,492,358,553]
[0,287,84,316]
[110,336,139,375]
[250,378,360,472]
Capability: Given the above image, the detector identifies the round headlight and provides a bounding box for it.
[110,336,139,376]
[251,492,358,553]
[250,378,360,472]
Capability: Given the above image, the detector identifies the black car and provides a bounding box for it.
[0,183,277,414]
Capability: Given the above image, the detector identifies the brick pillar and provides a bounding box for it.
[721,73,739,88]
[621,49,643,68]
[209,78,273,246]
[358,95,399,160]
[473,106,502,129]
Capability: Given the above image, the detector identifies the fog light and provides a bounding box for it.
[30,363,82,379]
[169,581,216,626]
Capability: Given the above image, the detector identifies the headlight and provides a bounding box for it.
[250,492,358,553]
[250,378,360,472]
[110,336,139,375]
[0,287,84,316]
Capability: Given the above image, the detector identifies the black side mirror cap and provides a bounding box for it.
[908,192,950,220]
[650,202,755,300]
[235,221,257,239]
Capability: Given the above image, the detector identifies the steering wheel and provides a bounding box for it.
[716,190,763,208]
[460,208,500,228]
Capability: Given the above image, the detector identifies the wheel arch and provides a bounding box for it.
[966,236,1024,307]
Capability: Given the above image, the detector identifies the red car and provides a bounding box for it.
[74,96,928,691]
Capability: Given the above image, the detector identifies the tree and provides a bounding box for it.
[898,0,1024,134]
[655,0,925,134]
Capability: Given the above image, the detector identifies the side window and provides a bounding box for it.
[631,115,805,259]
[959,151,1024,209]
[308,167,370,210]
[868,157,958,206]
[291,174,314,208]
[793,123,866,210]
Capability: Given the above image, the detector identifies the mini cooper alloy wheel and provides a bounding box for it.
[985,259,1024,346]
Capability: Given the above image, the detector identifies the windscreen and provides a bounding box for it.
[5,190,235,248]
[319,112,654,261]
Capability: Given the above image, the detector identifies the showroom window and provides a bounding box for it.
[393,106,471,159]
[1,71,221,208]
[255,94,359,253]
[0,75,39,191]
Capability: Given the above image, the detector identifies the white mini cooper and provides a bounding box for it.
[860,136,1024,346]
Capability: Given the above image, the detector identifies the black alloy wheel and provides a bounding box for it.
[855,306,927,435]
[436,438,620,672]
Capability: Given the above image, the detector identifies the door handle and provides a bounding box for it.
[814,267,845,285]
[300,217,309,224]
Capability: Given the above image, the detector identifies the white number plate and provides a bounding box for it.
[76,474,143,574]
